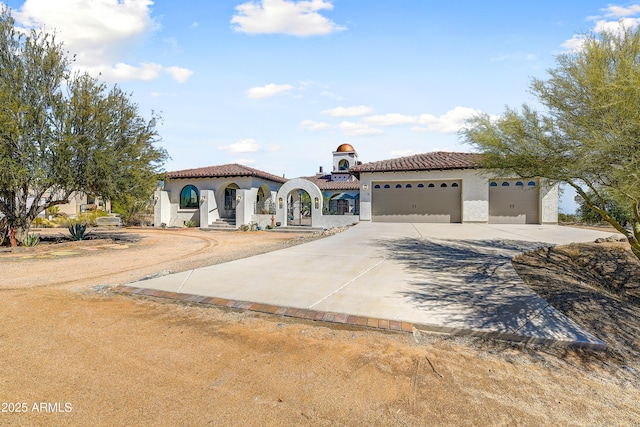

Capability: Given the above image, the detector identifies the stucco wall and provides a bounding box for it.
[540,179,559,224]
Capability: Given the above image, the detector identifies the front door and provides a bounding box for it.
[224,188,237,218]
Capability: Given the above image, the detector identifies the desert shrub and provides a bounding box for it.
[32,217,54,228]
[184,220,196,228]
[76,210,109,227]
[68,223,89,241]
[558,213,577,223]
[23,233,40,247]
[112,196,154,226]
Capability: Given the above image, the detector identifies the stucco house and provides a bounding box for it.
[155,163,286,228]
[154,145,558,229]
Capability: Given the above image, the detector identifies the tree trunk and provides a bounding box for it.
[9,226,17,247]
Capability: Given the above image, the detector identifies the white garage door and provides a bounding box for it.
[489,180,539,224]
[372,181,461,223]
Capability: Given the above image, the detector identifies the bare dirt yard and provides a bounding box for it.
[1,227,639,426]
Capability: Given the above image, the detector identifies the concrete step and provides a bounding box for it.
[267,226,324,233]
[202,218,238,231]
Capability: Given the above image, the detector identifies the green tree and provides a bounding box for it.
[577,191,632,226]
[0,8,167,245]
[461,26,640,259]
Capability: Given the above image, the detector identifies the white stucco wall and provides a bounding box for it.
[153,190,171,226]
[540,179,559,224]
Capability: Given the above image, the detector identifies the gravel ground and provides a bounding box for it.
[1,227,639,426]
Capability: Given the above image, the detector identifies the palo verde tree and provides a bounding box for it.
[0,8,167,245]
[461,25,640,260]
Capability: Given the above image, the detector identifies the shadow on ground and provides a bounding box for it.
[514,243,640,364]
[373,238,564,335]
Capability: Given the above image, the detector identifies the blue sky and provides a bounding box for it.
[3,0,638,213]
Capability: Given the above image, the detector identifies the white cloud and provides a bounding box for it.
[11,0,194,83]
[339,121,383,136]
[84,62,164,82]
[299,119,331,130]
[600,4,640,18]
[321,105,373,117]
[563,6,640,53]
[417,106,480,133]
[320,90,344,100]
[231,0,346,36]
[165,66,194,83]
[233,158,258,166]
[267,144,282,151]
[247,83,294,98]
[219,139,261,153]
[390,150,415,157]
[364,113,418,126]
[594,17,640,34]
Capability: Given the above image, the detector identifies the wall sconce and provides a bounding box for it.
[236,195,241,202]
[362,184,369,190]
[200,195,206,202]
[314,197,319,209]
[278,198,283,209]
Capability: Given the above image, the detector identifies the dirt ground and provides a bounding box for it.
[1,227,639,426]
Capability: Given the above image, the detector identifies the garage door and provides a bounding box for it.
[372,181,461,223]
[489,180,539,224]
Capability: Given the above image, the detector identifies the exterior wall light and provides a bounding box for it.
[314,197,319,209]
[278,198,283,209]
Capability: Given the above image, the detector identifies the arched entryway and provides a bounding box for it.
[287,189,312,226]
[255,184,275,214]
[222,183,239,219]
[275,178,323,227]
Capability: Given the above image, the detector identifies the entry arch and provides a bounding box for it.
[275,178,323,227]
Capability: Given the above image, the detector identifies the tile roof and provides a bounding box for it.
[167,163,288,183]
[350,151,482,177]
[302,174,360,191]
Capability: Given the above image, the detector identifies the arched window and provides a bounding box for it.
[528,181,536,186]
[384,184,390,189]
[374,184,381,189]
[338,159,349,170]
[501,181,510,187]
[515,181,523,187]
[395,184,402,188]
[180,185,199,209]
[489,182,498,187]
[440,183,448,188]
[452,183,459,187]
[405,184,412,188]
[417,183,424,188]
[428,183,435,188]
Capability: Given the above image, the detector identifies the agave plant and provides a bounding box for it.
[23,233,40,247]
[68,222,89,241]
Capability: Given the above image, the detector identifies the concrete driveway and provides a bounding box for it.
[125,223,617,347]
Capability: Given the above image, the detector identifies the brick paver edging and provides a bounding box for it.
[114,286,414,333]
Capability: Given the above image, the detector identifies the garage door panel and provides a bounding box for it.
[489,181,539,224]
[372,181,461,223]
